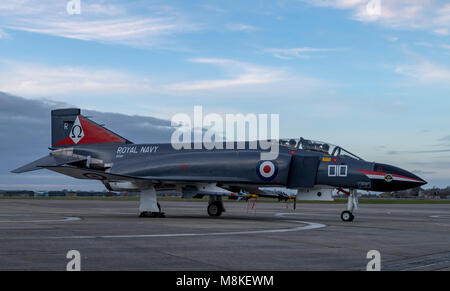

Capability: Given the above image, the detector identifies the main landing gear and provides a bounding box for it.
[139,202,165,217]
[340,188,358,222]
[139,186,165,218]
[207,195,225,217]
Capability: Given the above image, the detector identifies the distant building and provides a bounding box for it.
[34,191,48,197]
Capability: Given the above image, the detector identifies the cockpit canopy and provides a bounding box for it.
[279,137,363,160]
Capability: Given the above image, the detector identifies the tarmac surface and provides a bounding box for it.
[0,199,449,271]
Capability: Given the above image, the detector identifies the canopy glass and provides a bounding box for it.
[279,137,363,160]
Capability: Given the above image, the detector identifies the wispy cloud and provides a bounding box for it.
[434,3,450,27]
[386,36,399,42]
[226,23,258,32]
[0,0,199,47]
[304,0,366,10]
[0,28,9,39]
[0,60,155,97]
[163,58,325,94]
[415,41,433,47]
[164,58,285,91]
[303,0,450,34]
[264,47,337,59]
[412,170,436,175]
[10,17,188,45]
[387,135,450,155]
[0,58,327,101]
[433,28,449,35]
[438,135,450,147]
[395,58,450,85]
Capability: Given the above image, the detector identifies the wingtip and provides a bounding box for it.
[11,168,21,174]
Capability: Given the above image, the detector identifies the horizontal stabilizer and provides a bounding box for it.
[11,155,86,173]
[43,166,145,183]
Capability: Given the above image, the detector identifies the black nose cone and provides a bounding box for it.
[368,163,427,192]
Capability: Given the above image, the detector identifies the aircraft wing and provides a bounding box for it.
[41,165,254,184]
[11,155,87,173]
[42,165,146,183]
[39,165,286,200]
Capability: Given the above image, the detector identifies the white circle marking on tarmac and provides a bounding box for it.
[12,213,326,240]
[0,217,81,223]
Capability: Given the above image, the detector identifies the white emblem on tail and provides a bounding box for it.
[70,116,84,144]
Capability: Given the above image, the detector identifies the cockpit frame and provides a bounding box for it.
[279,137,363,161]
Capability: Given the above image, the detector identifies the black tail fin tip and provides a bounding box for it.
[51,108,80,147]
[51,108,132,147]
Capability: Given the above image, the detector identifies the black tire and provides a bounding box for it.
[340,210,354,222]
[207,201,223,217]
[139,211,165,218]
[157,202,161,212]
[139,211,155,218]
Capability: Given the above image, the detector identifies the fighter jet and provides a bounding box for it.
[12,109,427,221]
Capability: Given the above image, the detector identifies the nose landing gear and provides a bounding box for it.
[339,188,358,222]
[340,210,354,222]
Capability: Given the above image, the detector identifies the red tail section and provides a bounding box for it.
[53,114,130,146]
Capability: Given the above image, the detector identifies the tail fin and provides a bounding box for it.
[51,108,132,147]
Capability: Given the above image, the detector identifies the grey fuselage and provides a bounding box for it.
[63,141,426,192]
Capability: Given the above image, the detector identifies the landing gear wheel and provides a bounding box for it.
[139,202,164,218]
[207,201,223,217]
[340,210,354,222]
[139,211,165,218]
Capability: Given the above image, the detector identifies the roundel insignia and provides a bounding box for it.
[384,174,393,183]
[257,161,278,181]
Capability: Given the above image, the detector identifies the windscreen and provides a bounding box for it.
[279,137,363,160]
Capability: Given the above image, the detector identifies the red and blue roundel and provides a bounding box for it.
[256,161,278,181]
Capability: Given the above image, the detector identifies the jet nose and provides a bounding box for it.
[368,163,427,192]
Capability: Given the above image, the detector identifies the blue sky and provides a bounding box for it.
[0,0,450,188]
